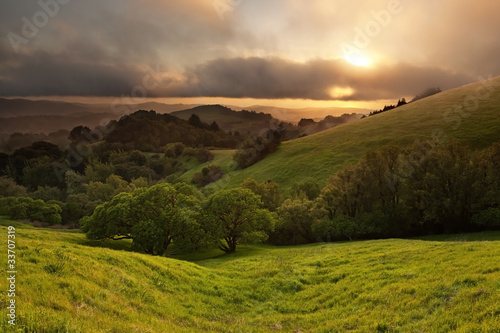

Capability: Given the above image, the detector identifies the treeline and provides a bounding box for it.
[277,139,500,244]
[74,139,500,256]
[233,129,283,168]
[368,87,442,117]
[0,196,77,226]
[0,139,225,226]
[369,98,407,116]
[0,130,70,154]
[298,113,362,132]
[105,110,243,150]
[411,87,441,102]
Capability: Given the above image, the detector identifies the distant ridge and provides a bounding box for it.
[0,98,90,117]
[231,105,370,123]
[0,98,199,134]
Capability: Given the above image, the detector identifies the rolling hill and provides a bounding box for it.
[234,105,370,123]
[0,98,199,134]
[1,218,499,332]
[212,76,500,194]
[171,105,282,135]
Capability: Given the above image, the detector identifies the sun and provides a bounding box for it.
[344,54,372,67]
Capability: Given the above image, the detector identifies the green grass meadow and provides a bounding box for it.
[0,217,499,332]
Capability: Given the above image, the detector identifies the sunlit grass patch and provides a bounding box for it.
[0,217,499,332]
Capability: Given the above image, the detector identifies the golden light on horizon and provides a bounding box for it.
[329,86,355,99]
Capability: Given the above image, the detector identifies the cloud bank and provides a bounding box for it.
[0,0,498,101]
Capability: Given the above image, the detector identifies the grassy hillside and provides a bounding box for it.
[176,149,236,185]
[1,218,499,332]
[217,76,500,194]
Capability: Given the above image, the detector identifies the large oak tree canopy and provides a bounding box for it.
[81,183,203,255]
[202,188,275,253]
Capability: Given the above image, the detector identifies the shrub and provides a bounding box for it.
[192,165,224,187]
[234,129,282,169]
[472,208,500,228]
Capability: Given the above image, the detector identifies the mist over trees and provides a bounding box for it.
[411,87,442,102]
[369,87,441,117]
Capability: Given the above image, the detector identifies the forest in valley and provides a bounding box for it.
[1,104,499,256]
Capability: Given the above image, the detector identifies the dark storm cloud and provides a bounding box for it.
[0,50,475,100]
[0,0,236,96]
[158,57,474,100]
[0,0,498,100]
[0,44,145,96]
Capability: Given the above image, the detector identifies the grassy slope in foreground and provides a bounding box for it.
[1,218,499,332]
[217,76,500,194]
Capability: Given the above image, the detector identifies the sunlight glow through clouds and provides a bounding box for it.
[344,54,372,67]
[1,0,499,106]
[329,86,355,99]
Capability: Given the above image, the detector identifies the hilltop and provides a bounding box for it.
[171,104,282,135]
[1,218,499,332]
[213,76,500,194]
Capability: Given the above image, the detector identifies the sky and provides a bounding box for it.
[1,0,499,109]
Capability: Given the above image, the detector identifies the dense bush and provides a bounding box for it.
[472,208,500,227]
[240,178,282,211]
[234,129,282,169]
[1,196,62,225]
[273,195,316,245]
[191,165,224,187]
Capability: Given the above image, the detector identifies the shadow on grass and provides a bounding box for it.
[411,230,500,242]
[171,244,275,263]
[77,238,134,252]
